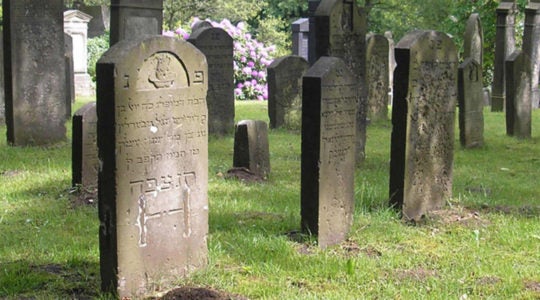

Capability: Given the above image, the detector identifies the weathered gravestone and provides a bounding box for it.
[292,18,310,61]
[307,0,322,65]
[110,0,163,46]
[389,31,458,221]
[0,29,4,125]
[483,87,492,106]
[65,33,75,109]
[188,27,234,135]
[458,58,484,148]
[97,36,208,298]
[84,5,111,38]
[464,13,483,68]
[233,120,271,178]
[301,57,356,248]
[64,10,94,97]
[72,102,98,188]
[312,0,367,164]
[191,20,213,33]
[385,31,397,105]
[267,55,309,129]
[505,50,532,138]
[492,0,517,112]
[3,0,68,145]
[522,0,540,108]
[366,34,390,121]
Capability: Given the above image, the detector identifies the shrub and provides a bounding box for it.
[87,31,110,82]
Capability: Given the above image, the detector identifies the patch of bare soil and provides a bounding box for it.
[224,167,265,183]
[69,185,97,207]
[476,276,501,285]
[339,240,382,259]
[525,280,540,293]
[393,268,439,282]
[0,169,23,177]
[155,287,248,300]
[427,206,489,227]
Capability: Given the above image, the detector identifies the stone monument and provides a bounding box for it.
[72,102,98,188]
[505,51,532,138]
[233,120,271,178]
[292,18,310,61]
[522,0,540,108]
[464,13,483,68]
[64,10,94,96]
[366,34,390,121]
[458,58,484,148]
[65,33,75,109]
[109,0,164,46]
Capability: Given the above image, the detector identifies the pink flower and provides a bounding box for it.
[247,61,255,68]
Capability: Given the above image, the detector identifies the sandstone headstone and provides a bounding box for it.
[522,0,540,108]
[492,0,517,111]
[389,31,458,221]
[464,13,483,67]
[3,0,68,145]
[64,10,94,97]
[188,27,234,135]
[191,20,213,33]
[97,36,208,298]
[292,18,310,61]
[385,31,397,105]
[301,56,356,248]
[267,55,309,129]
[483,87,492,106]
[505,51,532,138]
[233,120,271,178]
[110,0,164,46]
[84,5,111,38]
[313,0,367,164]
[458,58,484,148]
[366,34,390,121]
[72,102,98,188]
[65,33,75,109]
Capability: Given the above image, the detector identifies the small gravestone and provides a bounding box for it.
[366,34,390,121]
[188,27,234,135]
[97,36,208,298]
[72,102,98,188]
[492,0,517,112]
[3,0,68,145]
[267,55,309,129]
[523,1,540,108]
[505,51,532,138]
[110,0,163,46]
[292,18,310,61]
[458,58,484,148]
[65,33,75,109]
[301,56,356,248]
[233,120,271,178]
[313,0,367,164]
[483,88,491,106]
[389,31,458,221]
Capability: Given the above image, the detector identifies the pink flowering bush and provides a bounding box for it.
[164,18,276,101]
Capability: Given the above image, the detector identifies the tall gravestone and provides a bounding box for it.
[506,51,532,138]
[84,5,111,38]
[385,31,397,105]
[492,0,517,112]
[292,18,310,61]
[267,55,309,129]
[458,58,484,148]
[233,120,271,178]
[0,29,4,125]
[97,36,208,298]
[301,57,356,248]
[110,0,163,46]
[313,0,367,164]
[522,0,540,108]
[3,0,68,145]
[307,0,322,65]
[389,31,458,221]
[366,34,390,121]
[188,27,234,135]
[72,102,98,188]
[65,33,75,109]
[64,10,94,97]
[464,13,483,68]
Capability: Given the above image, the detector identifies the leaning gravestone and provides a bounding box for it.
[72,102,98,188]
[522,0,540,108]
[458,58,484,148]
[389,30,458,221]
[3,0,68,145]
[302,56,356,248]
[233,120,271,178]
[366,34,390,121]
[313,0,367,164]
[110,0,163,46]
[97,36,208,298]
[505,50,532,138]
[188,27,234,135]
[267,55,309,129]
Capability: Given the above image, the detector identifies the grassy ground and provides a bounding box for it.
[0,100,539,299]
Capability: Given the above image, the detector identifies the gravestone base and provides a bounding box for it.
[491,95,505,112]
[75,73,95,96]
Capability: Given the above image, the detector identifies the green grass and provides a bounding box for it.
[1,100,539,299]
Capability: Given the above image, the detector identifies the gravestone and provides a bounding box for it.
[65,33,75,108]
[492,0,517,111]
[97,36,208,298]
[389,30,458,221]
[301,56,356,248]
[188,27,234,135]
[483,88,492,106]
[64,10,94,97]
[292,18,310,61]
[233,120,271,178]
[307,0,322,65]
[366,34,390,121]
[267,55,309,129]
[110,0,164,46]
[84,5,111,38]
[0,29,4,125]
[3,0,68,146]
[505,51,532,138]
[522,0,540,108]
[191,20,213,32]
[464,13,483,67]
[313,0,368,164]
[72,102,98,188]
[458,58,484,148]
[385,31,397,105]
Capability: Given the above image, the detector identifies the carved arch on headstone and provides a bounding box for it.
[136,51,189,90]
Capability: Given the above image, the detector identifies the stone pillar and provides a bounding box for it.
[506,51,532,138]
[292,18,310,61]
[109,0,163,46]
[522,0,540,109]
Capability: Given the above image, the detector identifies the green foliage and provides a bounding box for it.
[86,32,109,82]
[163,0,218,30]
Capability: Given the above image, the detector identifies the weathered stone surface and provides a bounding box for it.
[292,18,310,61]
[267,55,309,129]
[0,29,4,125]
[110,0,163,46]
[385,31,397,105]
[389,30,458,221]
[366,34,390,121]
[3,0,68,145]
[505,50,532,138]
[464,13,483,67]
[483,87,491,106]
[312,0,367,164]
[191,20,213,33]
[233,120,271,178]
[65,33,75,109]
[522,1,540,108]
[188,27,234,135]
[458,58,484,148]
[83,5,110,38]
[97,36,208,298]
[301,56,356,248]
[72,102,98,188]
